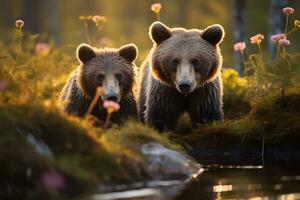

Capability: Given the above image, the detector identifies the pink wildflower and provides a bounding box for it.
[35,43,51,56]
[92,15,107,26]
[15,20,24,29]
[250,34,264,44]
[0,80,7,91]
[283,7,294,15]
[233,42,246,51]
[103,100,120,114]
[41,170,65,190]
[278,38,290,46]
[271,33,285,42]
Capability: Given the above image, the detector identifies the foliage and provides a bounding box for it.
[222,68,248,97]
[182,90,300,148]
[0,22,179,198]
[0,103,181,198]
[235,7,300,100]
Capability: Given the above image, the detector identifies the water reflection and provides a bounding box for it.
[89,164,300,200]
[174,164,300,200]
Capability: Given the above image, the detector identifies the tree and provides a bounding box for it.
[22,0,42,33]
[233,0,246,76]
[47,0,60,45]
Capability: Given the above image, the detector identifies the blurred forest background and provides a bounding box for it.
[0,0,300,69]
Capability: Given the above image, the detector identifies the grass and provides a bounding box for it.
[178,89,300,149]
[0,32,185,198]
[0,102,181,198]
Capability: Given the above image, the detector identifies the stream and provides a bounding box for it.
[90,163,300,200]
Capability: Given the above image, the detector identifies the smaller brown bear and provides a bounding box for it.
[60,43,138,124]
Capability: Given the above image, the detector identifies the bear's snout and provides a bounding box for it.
[103,92,119,102]
[178,80,191,93]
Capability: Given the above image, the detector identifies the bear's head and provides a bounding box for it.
[149,21,224,94]
[77,43,138,102]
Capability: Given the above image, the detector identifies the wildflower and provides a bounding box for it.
[278,38,290,46]
[92,15,107,26]
[15,19,24,29]
[250,34,264,44]
[103,100,120,114]
[41,170,65,190]
[0,80,7,91]
[151,3,162,14]
[35,43,50,56]
[233,42,246,52]
[295,20,300,28]
[282,7,294,15]
[271,33,285,42]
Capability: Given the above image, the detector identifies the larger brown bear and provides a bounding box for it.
[138,22,225,131]
[60,43,138,124]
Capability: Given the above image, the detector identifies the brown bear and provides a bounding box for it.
[60,43,138,124]
[138,22,224,131]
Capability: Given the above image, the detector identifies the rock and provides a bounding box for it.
[26,133,53,159]
[141,142,203,181]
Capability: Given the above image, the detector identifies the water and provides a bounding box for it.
[175,164,300,200]
[92,164,300,200]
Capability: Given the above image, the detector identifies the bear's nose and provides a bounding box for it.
[105,93,119,102]
[178,80,191,93]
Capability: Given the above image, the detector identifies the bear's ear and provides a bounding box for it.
[119,44,138,62]
[201,24,225,46]
[76,44,97,64]
[149,21,172,45]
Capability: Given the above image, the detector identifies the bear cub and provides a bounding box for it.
[60,43,138,124]
[138,22,225,131]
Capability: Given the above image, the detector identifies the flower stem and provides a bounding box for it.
[17,29,23,56]
[286,27,298,36]
[104,113,112,129]
[281,85,285,98]
[282,46,286,57]
[258,43,263,61]
[275,44,280,59]
[86,87,103,117]
[156,13,160,21]
[240,50,246,64]
[285,14,289,38]
[84,21,91,45]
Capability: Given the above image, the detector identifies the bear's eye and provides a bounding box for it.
[191,58,200,66]
[96,73,105,82]
[115,73,123,82]
[171,58,180,67]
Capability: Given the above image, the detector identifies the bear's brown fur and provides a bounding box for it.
[138,22,224,131]
[60,43,138,124]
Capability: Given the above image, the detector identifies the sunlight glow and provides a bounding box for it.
[206,165,264,169]
[248,193,300,200]
[213,184,233,192]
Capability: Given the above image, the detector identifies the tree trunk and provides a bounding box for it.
[22,0,41,33]
[233,0,246,76]
[268,0,288,59]
[179,0,188,26]
[47,0,60,45]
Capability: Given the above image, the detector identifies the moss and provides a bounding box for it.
[179,91,300,148]
[101,121,182,159]
[0,103,180,198]
[223,94,252,119]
